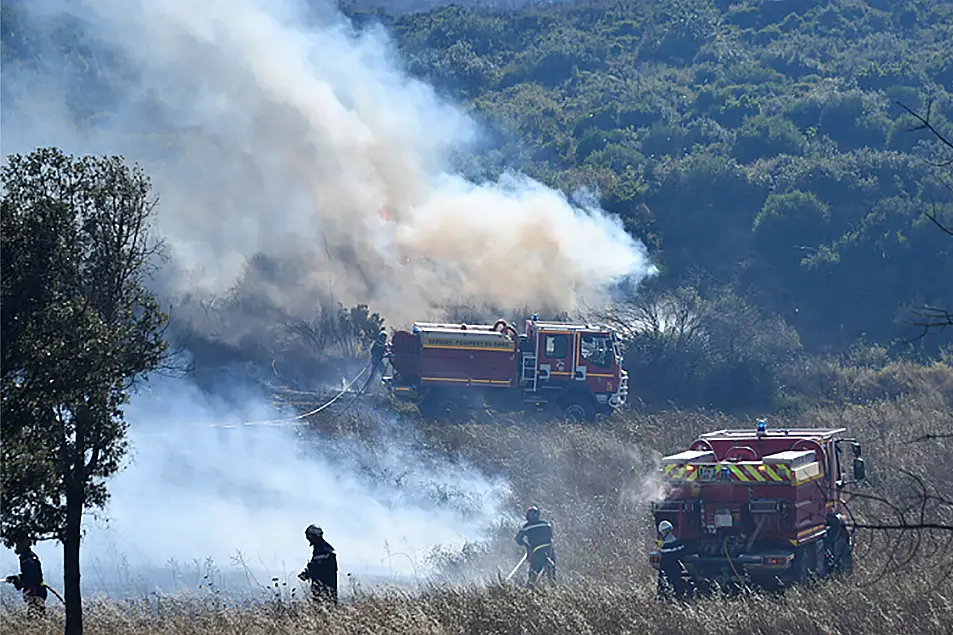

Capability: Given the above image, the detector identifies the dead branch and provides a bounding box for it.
[925,207,953,236]
[897,100,953,159]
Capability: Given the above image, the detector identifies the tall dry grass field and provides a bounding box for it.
[3,361,952,634]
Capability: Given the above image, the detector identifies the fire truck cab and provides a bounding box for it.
[519,317,628,419]
[649,420,866,593]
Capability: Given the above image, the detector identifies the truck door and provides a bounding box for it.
[537,330,574,383]
[577,331,613,384]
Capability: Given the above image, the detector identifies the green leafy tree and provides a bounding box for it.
[1,147,170,635]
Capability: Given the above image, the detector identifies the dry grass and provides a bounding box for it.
[3,362,952,634]
[3,571,952,635]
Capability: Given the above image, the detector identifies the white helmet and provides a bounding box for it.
[305,524,323,539]
[658,520,674,535]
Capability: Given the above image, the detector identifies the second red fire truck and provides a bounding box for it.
[649,420,866,593]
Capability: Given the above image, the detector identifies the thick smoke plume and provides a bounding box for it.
[2,0,656,329]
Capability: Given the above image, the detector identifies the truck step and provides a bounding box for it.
[523,396,549,405]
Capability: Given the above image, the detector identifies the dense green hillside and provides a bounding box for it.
[2,0,951,414]
[369,0,953,355]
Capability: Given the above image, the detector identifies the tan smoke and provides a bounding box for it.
[9,0,657,326]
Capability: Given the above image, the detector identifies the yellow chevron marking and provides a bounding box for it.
[761,464,783,482]
[745,465,767,482]
[664,462,792,484]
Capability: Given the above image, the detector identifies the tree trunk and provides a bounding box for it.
[63,479,84,635]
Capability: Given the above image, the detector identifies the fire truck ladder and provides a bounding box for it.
[521,353,538,392]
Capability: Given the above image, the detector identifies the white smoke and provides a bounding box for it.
[2,0,657,327]
[0,376,511,599]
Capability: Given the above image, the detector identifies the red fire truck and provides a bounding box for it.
[649,420,866,593]
[382,314,628,422]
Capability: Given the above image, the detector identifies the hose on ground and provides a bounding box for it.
[209,361,372,429]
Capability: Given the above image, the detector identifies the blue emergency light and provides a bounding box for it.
[756,419,767,435]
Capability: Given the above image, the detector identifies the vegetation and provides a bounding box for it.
[2,366,952,632]
[373,0,953,356]
[2,568,952,635]
[1,148,171,635]
[2,0,953,634]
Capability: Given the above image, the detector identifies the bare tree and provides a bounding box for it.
[897,101,953,340]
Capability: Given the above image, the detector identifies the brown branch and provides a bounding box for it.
[900,305,953,343]
[896,101,953,236]
[849,523,953,532]
[842,467,953,586]
[897,100,953,153]
[910,432,953,442]
[925,207,953,236]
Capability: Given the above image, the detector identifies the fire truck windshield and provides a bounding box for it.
[581,333,612,368]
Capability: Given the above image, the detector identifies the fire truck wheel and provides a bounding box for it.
[558,394,596,423]
[418,391,467,423]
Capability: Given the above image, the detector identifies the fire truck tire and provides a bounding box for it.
[782,546,808,586]
[418,391,467,423]
[557,393,596,423]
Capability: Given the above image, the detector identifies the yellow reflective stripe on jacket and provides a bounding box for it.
[532,542,552,552]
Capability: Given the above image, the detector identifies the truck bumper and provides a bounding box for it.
[648,550,794,576]
[685,552,794,576]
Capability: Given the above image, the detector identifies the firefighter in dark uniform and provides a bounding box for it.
[515,506,556,586]
[656,520,690,600]
[825,511,853,575]
[5,536,48,618]
[297,525,338,604]
[360,330,389,394]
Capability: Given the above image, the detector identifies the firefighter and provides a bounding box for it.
[297,525,339,604]
[515,506,556,586]
[825,512,853,576]
[656,520,690,600]
[4,535,48,618]
[360,330,389,394]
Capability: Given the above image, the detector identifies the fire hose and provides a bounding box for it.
[43,583,65,604]
[504,553,527,582]
[723,537,745,585]
[209,361,372,429]
[4,578,64,604]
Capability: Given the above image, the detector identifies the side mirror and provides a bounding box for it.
[853,457,866,481]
